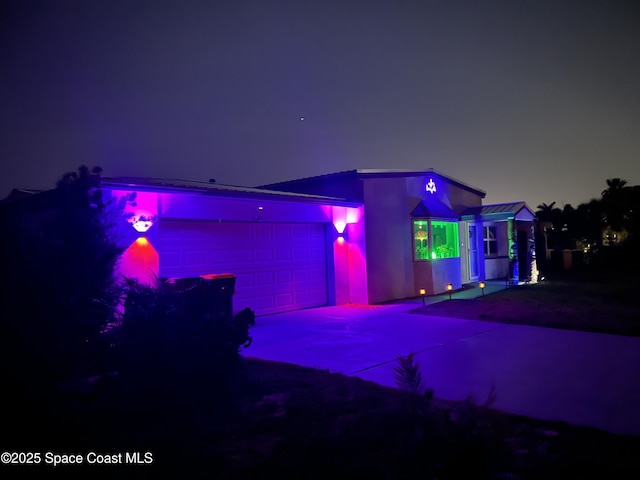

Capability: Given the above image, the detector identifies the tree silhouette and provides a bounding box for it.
[601,178,629,232]
[601,178,628,198]
[1,165,129,427]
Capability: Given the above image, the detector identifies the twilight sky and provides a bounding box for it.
[2,0,639,209]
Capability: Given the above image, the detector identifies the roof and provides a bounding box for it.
[102,177,360,206]
[410,198,458,219]
[1,188,45,203]
[461,202,535,220]
[260,168,486,197]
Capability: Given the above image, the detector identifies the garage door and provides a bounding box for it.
[158,220,328,316]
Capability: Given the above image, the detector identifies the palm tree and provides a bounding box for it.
[535,202,562,271]
[601,178,629,232]
[601,178,628,198]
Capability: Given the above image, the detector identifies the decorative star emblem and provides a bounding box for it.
[426,178,437,194]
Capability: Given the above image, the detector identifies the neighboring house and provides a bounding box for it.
[3,169,537,316]
[602,226,628,247]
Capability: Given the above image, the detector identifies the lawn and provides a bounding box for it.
[13,356,640,479]
[7,271,640,479]
[412,271,640,336]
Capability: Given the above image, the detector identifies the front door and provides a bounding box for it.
[468,224,479,280]
[460,222,479,283]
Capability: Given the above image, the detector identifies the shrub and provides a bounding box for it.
[393,352,424,394]
[0,166,133,446]
[116,277,255,414]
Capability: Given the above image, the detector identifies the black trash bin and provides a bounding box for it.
[166,273,236,322]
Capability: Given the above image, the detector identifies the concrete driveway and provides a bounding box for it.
[243,302,640,436]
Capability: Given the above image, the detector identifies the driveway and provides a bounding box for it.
[243,302,640,436]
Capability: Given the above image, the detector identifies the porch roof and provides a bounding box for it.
[461,202,535,221]
[410,198,458,219]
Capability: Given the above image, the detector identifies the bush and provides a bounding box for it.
[116,277,255,414]
[0,166,133,447]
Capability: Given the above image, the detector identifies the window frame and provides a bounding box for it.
[483,225,498,257]
[413,218,460,261]
[413,219,430,261]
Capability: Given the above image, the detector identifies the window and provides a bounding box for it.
[413,219,460,261]
[431,221,459,259]
[413,220,429,260]
[483,226,498,256]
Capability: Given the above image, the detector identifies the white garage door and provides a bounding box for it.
[158,221,328,316]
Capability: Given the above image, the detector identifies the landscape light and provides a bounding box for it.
[446,283,453,300]
[479,281,485,296]
[419,288,426,306]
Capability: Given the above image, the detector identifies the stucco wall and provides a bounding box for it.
[404,174,483,215]
[483,221,510,279]
[362,177,414,303]
[158,192,332,223]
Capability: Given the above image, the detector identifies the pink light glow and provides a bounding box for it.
[346,207,361,224]
[118,237,159,286]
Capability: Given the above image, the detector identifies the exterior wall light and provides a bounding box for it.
[128,214,156,234]
[479,281,485,295]
[446,283,453,300]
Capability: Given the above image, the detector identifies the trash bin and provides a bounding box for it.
[165,273,236,321]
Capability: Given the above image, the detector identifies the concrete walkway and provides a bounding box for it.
[243,284,640,436]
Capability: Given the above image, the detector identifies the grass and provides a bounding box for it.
[412,270,640,336]
[8,269,640,478]
[10,356,639,479]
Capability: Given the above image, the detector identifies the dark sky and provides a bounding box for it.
[2,0,639,209]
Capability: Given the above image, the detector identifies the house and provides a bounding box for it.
[261,169,537,304]
[3,169,537,317]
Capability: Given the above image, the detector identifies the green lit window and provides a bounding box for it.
[413,220,430,260]
[414,220,460,260]
[431,221,460,259]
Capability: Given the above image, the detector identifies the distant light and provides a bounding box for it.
[300,116,305,121]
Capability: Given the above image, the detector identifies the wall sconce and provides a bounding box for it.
[128,214,156,233]
[334,220,347,234]
[446,283,453,300]
[479,281,485,296]
[419,288,426,306]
